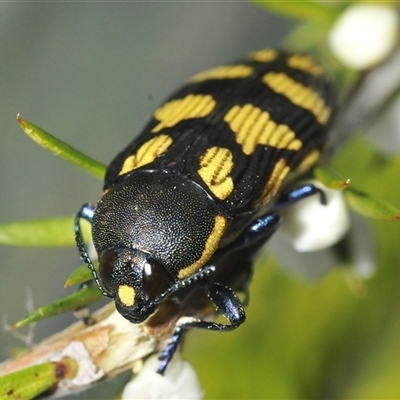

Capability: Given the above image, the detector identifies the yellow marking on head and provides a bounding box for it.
[118,135,173,175]
[262,72,331,125]
[256,158,291,207]
[198,147,234,200]
[286,54,323,76]
[190,65,254,82]
[151,94,216,133]
[118,284,136,307]
[178,215,227,280]
[224,104,302,156]
[249,48,278,63]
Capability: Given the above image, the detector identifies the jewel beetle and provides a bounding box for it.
[75,48,335,374]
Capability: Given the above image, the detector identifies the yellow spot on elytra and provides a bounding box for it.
[249,48,278,63]
[262,72,331,125]
[178,215,227,280]
[118,135,173,175]
[151,94,216,133]
[297,149,321,173]
[118,284,136,307]
[224,104,302,155]
[190,65,254,82]
[286,54,323,76]
[257,158,291,207]
[198,147,234,200]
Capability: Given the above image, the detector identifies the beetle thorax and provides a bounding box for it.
[92,170,227,278]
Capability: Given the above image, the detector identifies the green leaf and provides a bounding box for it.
[0,358,78,400]
[345,189,400,221]
[17,114,106,180]
[0,216,90,247]
[65,262,97,287]
[330,134,387,183]
[327,135,400,220]
[314,166,351,190]
[13,286,103,328]
[253,0,342,24]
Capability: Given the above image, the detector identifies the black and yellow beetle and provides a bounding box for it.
[75,48,335,373]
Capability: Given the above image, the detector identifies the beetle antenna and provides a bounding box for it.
[74,204,112,298]
[150,264,216,307]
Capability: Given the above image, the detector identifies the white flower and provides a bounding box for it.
[122,353,204,400]
[329,4,399,70]
[280,180,350,252]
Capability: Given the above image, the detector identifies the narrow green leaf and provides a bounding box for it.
[253,0,342,24]
[13,286,103,328]
[0,358,78,400]
[17,114,106,180]
[314,166,351,190]
[345,189,400,221]
[0,216,90,247]
[65,262,98,287]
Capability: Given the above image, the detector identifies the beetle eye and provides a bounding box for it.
[99,249,117,295]
[143,258,174,300]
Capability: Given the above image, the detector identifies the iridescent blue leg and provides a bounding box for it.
[218,212,281,256]
[157,282,245,374]
[274,183,327,210]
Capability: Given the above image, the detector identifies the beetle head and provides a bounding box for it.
[98,247,174,323]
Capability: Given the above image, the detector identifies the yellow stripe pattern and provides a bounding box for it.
[152,94,216,133]
[286,54,323,76]
[249,48,278,63]
[198,147,234,200]
[256,158,291,207]
[296,149,321,173]
[262,72,331,125]
[190,65,254,82]
[224,104,302,155]
[178,215,227,279]
[118,135,173,175]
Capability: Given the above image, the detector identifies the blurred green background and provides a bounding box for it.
[1,2,400,399]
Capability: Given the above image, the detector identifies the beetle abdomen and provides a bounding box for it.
[105,49,335,215]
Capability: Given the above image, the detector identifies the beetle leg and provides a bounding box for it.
[219,184,326,257]
[157,282,245,374]
[273,183,327,210]
[157,325,185,374]
[217,211,281,256]
[237,212,281,249]
[206,282,246,329]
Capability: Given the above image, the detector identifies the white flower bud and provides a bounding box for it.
[280,180,350,252]
[122,353,204,400]
[329,4,399,69]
